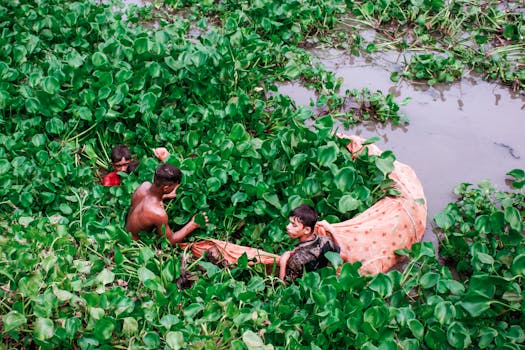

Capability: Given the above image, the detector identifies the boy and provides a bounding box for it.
[279,204,340,280]
[102,145,170,186]
[125,163,206,244]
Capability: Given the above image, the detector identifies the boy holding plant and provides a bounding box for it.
[279,204,340,280]
[102,145,171,186]
[126,163,207,244]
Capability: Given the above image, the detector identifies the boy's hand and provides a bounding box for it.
[153,147,170,162]
[316,220,336,236]
[192,212,209,228]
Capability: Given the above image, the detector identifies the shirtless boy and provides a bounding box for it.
[126,163,205,244]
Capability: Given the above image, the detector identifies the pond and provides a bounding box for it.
[280,49,525,247]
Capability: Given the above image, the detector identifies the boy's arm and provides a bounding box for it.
[156,214,207,245]
[153,147,170,162]
[279,251,292,280]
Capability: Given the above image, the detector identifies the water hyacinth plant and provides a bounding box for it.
[0,0,524,348]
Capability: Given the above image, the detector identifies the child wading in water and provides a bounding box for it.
[279,204,340,281]
[101,145,170,186]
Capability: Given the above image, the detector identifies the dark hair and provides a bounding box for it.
[111,145,132,163]
[290,204,318,232]
[154,164,182,186]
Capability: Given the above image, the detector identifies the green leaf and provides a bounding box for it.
[447,322,471,349]
[325,251,343,269]
[94,317,115,341]
[96,269,115,285]
[45,117,65,135]
[504,207,523,232]
[511,254,525,276]
[317,141,338,167]
[458,295,491,317]
[374,151,395,177]
[76,106,93,121]
[42,76,60,94]
[3,311,27,332]
[166,331,185,350]
[242,330,265,347]
[314,115,334,129]
[143,331,160,349]
[206,177,221,192]
[338,195,360,213]
[35,317,54,341]
[334,167,356,192]
[419,272,439,289]
[232,191,248,205]
[230,123,248,141]
[434,301,456,325]
[368,273,393,297]
[363,136,381,145]
[138,267,156,282]
[122,317,138,334]
[0,159,12,174]
[408,319,424,340]
[290,153,308,170]
[141,92,157,112]
[92,52,108,67]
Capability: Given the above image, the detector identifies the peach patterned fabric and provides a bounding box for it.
[319,135,427,274]
[180,135,427,275]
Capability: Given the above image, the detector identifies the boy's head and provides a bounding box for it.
[287,204,318,239]
[154,164,182,193]
[111,145,132,172]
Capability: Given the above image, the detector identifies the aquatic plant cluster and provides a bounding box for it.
[338,0,525,90]
[0,0,524,348]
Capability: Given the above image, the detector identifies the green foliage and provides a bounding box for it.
[1,0,524,348]
[340,0,525,90]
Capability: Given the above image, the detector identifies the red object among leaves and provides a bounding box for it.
[102,171,121,186]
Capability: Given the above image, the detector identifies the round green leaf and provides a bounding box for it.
[290,153,308,170]
[0,159,12,174]
[511,254,525,276]
[504,206,523,232]
[408,319,424,340]
[138,267,156,282]
[3,311,27,332]
[447,322,471,348]
[230,123,248,141]
[317,141,338,166]
[334,167,356,192]
[242,330,264,347]
[92,52,108,67]
[35,317,54,341]
[143,331,160,349]
[434,301,456,325]
[42,76,60,94]
[338,195,360,213]
[166,331,185,350]
[368,273,393,297]
[206,177,221,192]
[419,272,439,289]
[232,191,248,205]
[45,117,65,135]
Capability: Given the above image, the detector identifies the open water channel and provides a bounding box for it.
[280,49,525,247]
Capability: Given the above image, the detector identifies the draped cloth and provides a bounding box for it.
[179,135,427,275]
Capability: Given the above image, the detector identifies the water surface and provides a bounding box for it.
[280,50,525,246]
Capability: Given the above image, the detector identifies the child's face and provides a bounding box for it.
[287,216,311,240]
[112,157,130,173]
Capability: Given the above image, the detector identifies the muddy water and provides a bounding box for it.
[280,50,525,247]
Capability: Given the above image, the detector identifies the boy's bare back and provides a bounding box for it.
[126,182,169,240]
